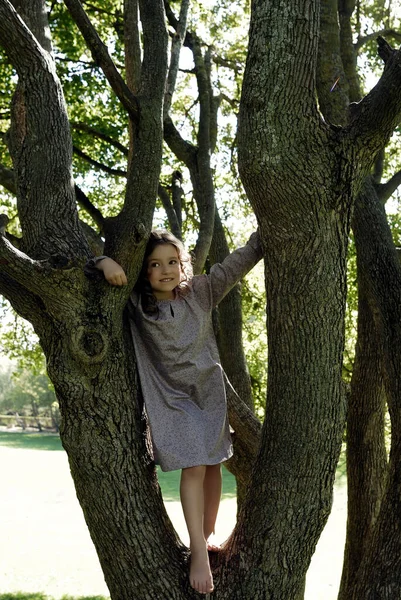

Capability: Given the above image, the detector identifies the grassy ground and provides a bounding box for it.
[0,432,62,452]
[0,430,347,599]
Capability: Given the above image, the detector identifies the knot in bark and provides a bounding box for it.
[70,325,108,364]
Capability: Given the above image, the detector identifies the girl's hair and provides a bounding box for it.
[135,230,193,314]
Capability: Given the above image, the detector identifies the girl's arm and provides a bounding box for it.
[86,256,128,286]
[199,231,263,308]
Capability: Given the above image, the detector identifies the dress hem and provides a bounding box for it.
[157,449,233,472]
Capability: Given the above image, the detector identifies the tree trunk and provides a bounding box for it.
[338,257,388,599]
[344,178,401,598]
[233,0,349,594]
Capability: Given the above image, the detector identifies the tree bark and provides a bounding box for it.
[345,178,401,598]
[234,1,348,595]
[338,262,388,599]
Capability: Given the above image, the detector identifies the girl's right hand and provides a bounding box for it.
[97,257,128,286]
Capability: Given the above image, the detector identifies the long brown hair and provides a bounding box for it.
[135,230,193,314]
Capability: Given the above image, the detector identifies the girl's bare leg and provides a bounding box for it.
[203,464,222,543]
[180,466,214,594]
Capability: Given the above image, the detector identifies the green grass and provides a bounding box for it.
[0,431,62,451]
[0,431,237,501]
[0,595,108,600]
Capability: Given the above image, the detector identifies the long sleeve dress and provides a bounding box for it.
[127,232,263,471]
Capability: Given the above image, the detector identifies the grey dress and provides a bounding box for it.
[128,233,262,471]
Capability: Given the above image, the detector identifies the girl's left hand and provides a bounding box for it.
[97,257,128,286]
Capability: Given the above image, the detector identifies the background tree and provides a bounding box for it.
[0,1,401,599]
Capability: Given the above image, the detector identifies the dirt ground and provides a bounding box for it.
[0,445,346,599]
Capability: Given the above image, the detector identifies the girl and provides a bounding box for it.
[91,230,262,594]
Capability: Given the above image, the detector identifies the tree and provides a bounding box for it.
[0,1,401,599]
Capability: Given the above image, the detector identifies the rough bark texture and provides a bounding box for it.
[317,0,349,125]
[338,270,388,599]
[0,1,87,259]
[234,1,348,595]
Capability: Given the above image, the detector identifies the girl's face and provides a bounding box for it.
[146,243,182,300]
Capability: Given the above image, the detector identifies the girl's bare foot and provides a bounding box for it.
[190,544,214,594]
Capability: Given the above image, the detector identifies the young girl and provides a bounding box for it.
[91,230,262,594]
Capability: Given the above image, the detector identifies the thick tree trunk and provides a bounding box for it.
[234,0,350,593]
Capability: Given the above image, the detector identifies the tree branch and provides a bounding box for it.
[0,161,105,237]
[185,40,216,273]
[79,220,104,255]
[73,145,127,177]
[0,234,59,299]
[372,149,385,185]
[0,163,16,194]
[124,0,141,94]
[376,169,401,204]
[74,185,105,231]
[0,272,47,331]
[164,0,189,116]
[71,122,129,155]
[347,39,401,162]
[163,115,197,164]
[102,0,169,269]
[63,0,139,122]
[338,0,362,103]
[157,183,182,240]
[225,375,261,459]
[0,0,89,259]
[355,29,401,51]
[10,0,52,53]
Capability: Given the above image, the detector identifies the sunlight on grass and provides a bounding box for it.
[0,431,62,451]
